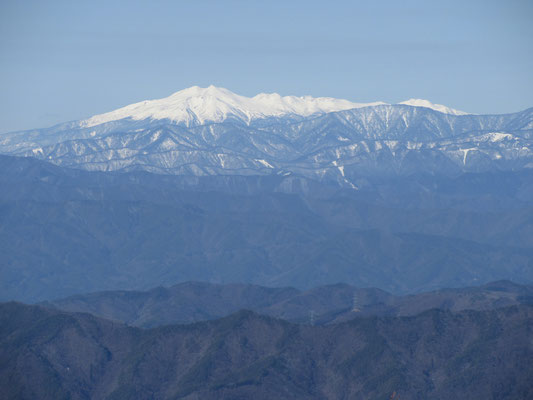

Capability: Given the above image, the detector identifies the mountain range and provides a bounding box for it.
[1,154,532,302]
[42,280,533,328]
[2,86,533,399]
[2,301,532,399]
[1,87,532,316]
[1,86,531,187]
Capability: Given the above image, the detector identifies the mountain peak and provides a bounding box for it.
[79,87,470,128]
[399,98,468,116]
[169,85,234,98]
[80,86,384,128]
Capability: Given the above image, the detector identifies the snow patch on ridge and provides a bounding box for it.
[481,132,514,142]
[256,159,274,168]
[399,99,468,116]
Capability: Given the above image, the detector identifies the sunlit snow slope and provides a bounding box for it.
[81,85,387,127]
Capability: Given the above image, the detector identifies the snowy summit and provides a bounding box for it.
[81,86,468,128]
[398,99,468,116]
[81,86,385,128]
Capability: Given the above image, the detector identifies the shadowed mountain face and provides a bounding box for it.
[43,280,533,328]
[1,155,532,302]
[1,302,532,400]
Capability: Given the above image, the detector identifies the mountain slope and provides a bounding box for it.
[399,98,468,115]
[1,155,532,303]
[82,85,385,127]
[1,87,530,183]
[1,302,532,399]
[42,280,533,328]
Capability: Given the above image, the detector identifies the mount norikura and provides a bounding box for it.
[0,86,531,187]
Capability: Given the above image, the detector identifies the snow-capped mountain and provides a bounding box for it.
[398,99,468,116]
[0,86,531,188]
[81,85,386,128]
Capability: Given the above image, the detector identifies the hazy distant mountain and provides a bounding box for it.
[43,280,533,328]
[2,88,528,303]
[81,85,387,127]
[2,302,532,399]
[1,86,531,186]
[1,155,532,302]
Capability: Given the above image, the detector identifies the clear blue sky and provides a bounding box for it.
[1,0,532,133]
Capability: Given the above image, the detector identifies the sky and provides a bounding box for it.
[1,0,532,133]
